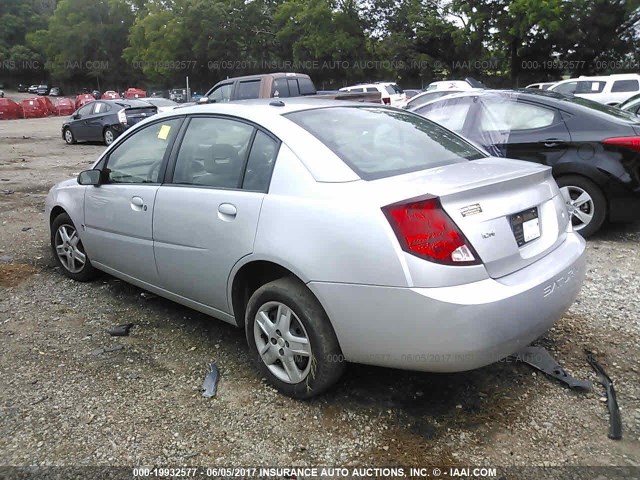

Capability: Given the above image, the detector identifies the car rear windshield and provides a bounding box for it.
[286,106,485,180]
[562,96,640,122]
[385,84,404,95]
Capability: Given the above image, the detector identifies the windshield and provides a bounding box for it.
[286,106,485,180]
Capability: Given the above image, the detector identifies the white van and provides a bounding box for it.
[339,82,406,106]
[548,74,640,105]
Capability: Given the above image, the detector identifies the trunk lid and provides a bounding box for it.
[125,106,157,126]
[370,157,570,278]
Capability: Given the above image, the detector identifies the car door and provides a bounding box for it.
[82,118,183,285]
[468,96,571,165]
[71,104,95,140]
[85,102,111,140]
[153,116,280,313]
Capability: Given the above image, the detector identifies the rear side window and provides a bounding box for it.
[237,80,261,100]
[611,79,639,93]
[286,107,485,180]
[366,87,378,92]
[478,99,557,131]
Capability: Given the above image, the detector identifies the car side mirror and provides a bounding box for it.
[78,169,101,186]
[198,97,210,104]
[72,113,80,119]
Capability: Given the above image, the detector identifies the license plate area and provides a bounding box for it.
[510,207,540,247]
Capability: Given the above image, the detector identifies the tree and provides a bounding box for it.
[28,0,135,88]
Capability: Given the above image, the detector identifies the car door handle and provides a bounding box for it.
[544,138,565,148]
[131,196,147,211]
[218,203,237,219]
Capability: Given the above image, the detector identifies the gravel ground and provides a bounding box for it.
[0,115,639,475]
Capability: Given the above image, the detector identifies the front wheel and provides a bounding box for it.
[556,175,606,238]
[51,213,97,281]
[245,277,345,399]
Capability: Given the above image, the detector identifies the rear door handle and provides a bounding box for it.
[218,203,237,219]
[544,138,565,148]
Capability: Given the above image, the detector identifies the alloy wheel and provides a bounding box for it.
[253,301,312,384]
[54,224,86,274]
[560,185,594,231]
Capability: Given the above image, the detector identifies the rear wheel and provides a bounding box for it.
[556,175,606,238]
[51,213,97,281]
[245,277,345,399]
[63,127,76,145]
[103,127,117,146]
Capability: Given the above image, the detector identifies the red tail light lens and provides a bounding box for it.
[382,97,391,105]
[602,136,640,152]
[382,196,479,265]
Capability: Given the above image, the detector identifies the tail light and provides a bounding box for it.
[117,108,127,125]
[382,97,390,105]
[382,196,479,265]
[602,136,640,152]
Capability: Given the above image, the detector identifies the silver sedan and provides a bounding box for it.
[45,100,586,398]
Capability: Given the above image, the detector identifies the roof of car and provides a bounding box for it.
[171,98,385,116]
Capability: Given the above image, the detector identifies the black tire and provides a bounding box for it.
[103,127,117,146]
[63,127,76,145]
[245,277,346,399]
[50,213,98,282]
[556,175,607,238]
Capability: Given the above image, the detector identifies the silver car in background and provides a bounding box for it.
[45,100,586,398]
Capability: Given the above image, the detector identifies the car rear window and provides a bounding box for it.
[562,96,640,121]
[286,107,485,180]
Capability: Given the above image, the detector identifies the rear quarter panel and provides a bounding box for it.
[250,144,410,287]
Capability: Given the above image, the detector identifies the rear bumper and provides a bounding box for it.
[308,232,586,372]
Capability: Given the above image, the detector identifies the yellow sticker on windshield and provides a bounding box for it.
[158,125,171,140]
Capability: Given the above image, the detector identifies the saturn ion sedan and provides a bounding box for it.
[45,100,586,398]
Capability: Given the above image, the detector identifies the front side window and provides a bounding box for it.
[105,119,181,184]
[287,107,485,180]
[416,97,473,132]
[272,79,290,98]
[237,80,261,100]
[208,83,233,103]
[575,81,606,94]
[172,117,254,189]
[76,104,93,116]
[553,81,577,95]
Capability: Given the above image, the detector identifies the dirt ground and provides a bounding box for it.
[0,114,639,476]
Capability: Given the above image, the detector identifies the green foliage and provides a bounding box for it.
[1,0,639,89]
